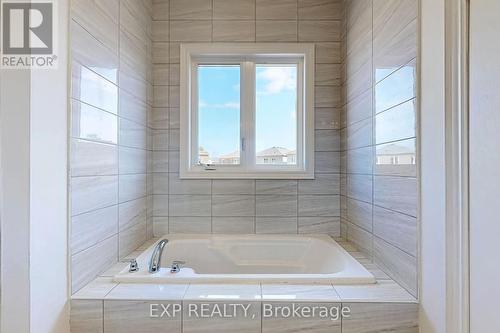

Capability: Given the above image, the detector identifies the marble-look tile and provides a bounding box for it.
[119,70,149,103]
[373,206,417,256]
[298,217,340,235]
[119,147,147,174]
[213,21,256,42]
[183,301,261,333]
[212,180,255,195]
[212,217,255,234]
[72,277,118,300]
[169,86,180,108]
[71,100,117,143]
[71,21,118,84]
[373,176,417,217]
[71,139,118,177]
[119,220,147,259]
[153,0,169,21]
[315,86,342,107]
[168,151,180,172]
[119,118,147,149]
[315,129,341,151]
[153,217,169,236]
[184,284,262,301]
[118,174,147,203]
[105,283,188,300]
[299,174,340,195]
[256,180,297,195]
[261,284,340,302]
[315,42,342,64]
[71,206,118,255]
[170,20,212,42]
[256,217,297,234]
[212,195,256,217]
[70,300,103,333]
[298,0,343,20]
[169,108,180,129]
[119,30,150,81]
[152,173,169,195]
[299,21,341,41]
[104,300,182,333]
[316,64,342,86]
[346,59,372,103]
[347,174,372,203]
[71,236,118,293]
[71,0,119,54]
[72,64,118,114]
[170,0,212,20]
[347,222,373,257]
[334,280,415,303]
[346,198,373,232]
[150,107,169,129]
[347,146,373,175]
[152,42,169,64]
[315,152,340,173]
[120,0,151,41]
[119,90,148,126]
[213,0,256,19]
[152,20,169,42]
[71,175,118,216]
[346,88,372,126]
[375,60,416,113]
[101,262,129,277]
[375,138,417,177]
[347,117,372,149]
[315,107,341,130]
[152,194,168,216]
[169,217,211,233]
[373,237,417,296]
[169,174,211,194]
[298,195,340,216]
[256,0,297,19]
[152,151,169,173]
[342,302,418,332]
[256,21,298,42]
[152,64,169,86]
[256,195,297,217]
[169,195,211,216]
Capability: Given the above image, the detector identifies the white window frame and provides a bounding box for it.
[179,43,315,179]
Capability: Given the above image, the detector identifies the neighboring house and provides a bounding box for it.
[198,147,211,164]
[205,146,298,165]
[287,150,297,164]
[376,143,416,165]
[256,146,290,164]
[218,150,240,164]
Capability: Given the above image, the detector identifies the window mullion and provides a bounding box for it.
[241,61,256,170]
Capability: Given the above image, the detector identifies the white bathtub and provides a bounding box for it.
[114,234,376,284]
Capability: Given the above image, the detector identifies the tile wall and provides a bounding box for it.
[340,0,418,296]
[150,0,344,236]
[70,0,154,292]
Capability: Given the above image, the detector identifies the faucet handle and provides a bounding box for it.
[172,260,185,265]
[170,260,185,273]
[127,259,139,272]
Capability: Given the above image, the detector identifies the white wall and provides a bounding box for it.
[419,0,446,332]
[0,0,70,332]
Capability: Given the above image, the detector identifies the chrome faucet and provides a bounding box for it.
[148,239,168,273]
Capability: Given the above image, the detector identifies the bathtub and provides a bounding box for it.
[114,234,376,284]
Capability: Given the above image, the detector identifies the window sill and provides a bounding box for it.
[179,170,315,180]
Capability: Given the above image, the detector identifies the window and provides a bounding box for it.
[180,44,314,179]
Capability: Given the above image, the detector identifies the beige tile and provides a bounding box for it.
[347,174,372,203]
[119,70,149,103]
[118,174,147,203]
[71,300,103,333]
[152,194,169,216]
[152,20,169,42]
[299,0,343,20]
[170,0,212,20]
[105,283,188,300]
[119,119,147,149]
[298,217,340,235]
[169,217,211,233]
[315,86,342,107]
[152,129,169,151]
[169,64,180,85]
[152,0,169,20]
[347,117,372,150]
[71,139,118,177]
[346,88,372,126]
[71,21,118,84]
[347,146,373,175]
[119,220,147,258]
[316,64,342,86]
[347,222,373,257]
[71,0,119,54]
[101,262,129,277]
[256,217,297,234]
[299,21,341,41]
[262,302,341,333]
[256,21,297,42]
[315,129,341,151]
[72,277,118,299]
[256,195,297,217]
[184,284,262,301]
[373,237,417,296]
[152,42,169,64]
[315,42,342,64]
[212,217,255,233]
[256,0,297,19]
[315,151,340,173]
[346,59,372,103]
[71,206,118,255]
[298,195,340,216]
[71,236,118,293]
[120,0,151,41]
[153,216,169,236]
[119,31,150,82]
[71,176,118,216]
[119,89,148,125]
[168,173,211,194]
[212,195,256,217]
[373,176,417,217]
[373,206,417,256]
[213,21,256,42]
[298,174,340,195]
[212,180,255,195]
[119,146,147,174]
[256,180,297,195]
[169,86,180,108]
[170,20,212,41]
[104,300,181,332]
[152,64,169,85]
[334,280,415,302]
[315,107,341,130]
[342,302,418,332]
[346,198,372,231]
[150,107,169,129]
[213,0,256,19]
[152,173,169,195]
[153,85,169,107]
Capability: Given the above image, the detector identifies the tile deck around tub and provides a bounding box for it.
[72,237,416,304]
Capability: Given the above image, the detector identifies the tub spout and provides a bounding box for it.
[148,239,168,273]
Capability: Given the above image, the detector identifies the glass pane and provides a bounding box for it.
[255,65,297,165]
[198,65,240,165]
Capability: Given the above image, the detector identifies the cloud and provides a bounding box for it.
[257,67,297,95]
[199,100,240,110]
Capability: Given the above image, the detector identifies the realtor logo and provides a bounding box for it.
[1,1,57,68]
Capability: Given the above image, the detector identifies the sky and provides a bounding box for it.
[198,65,297,160]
